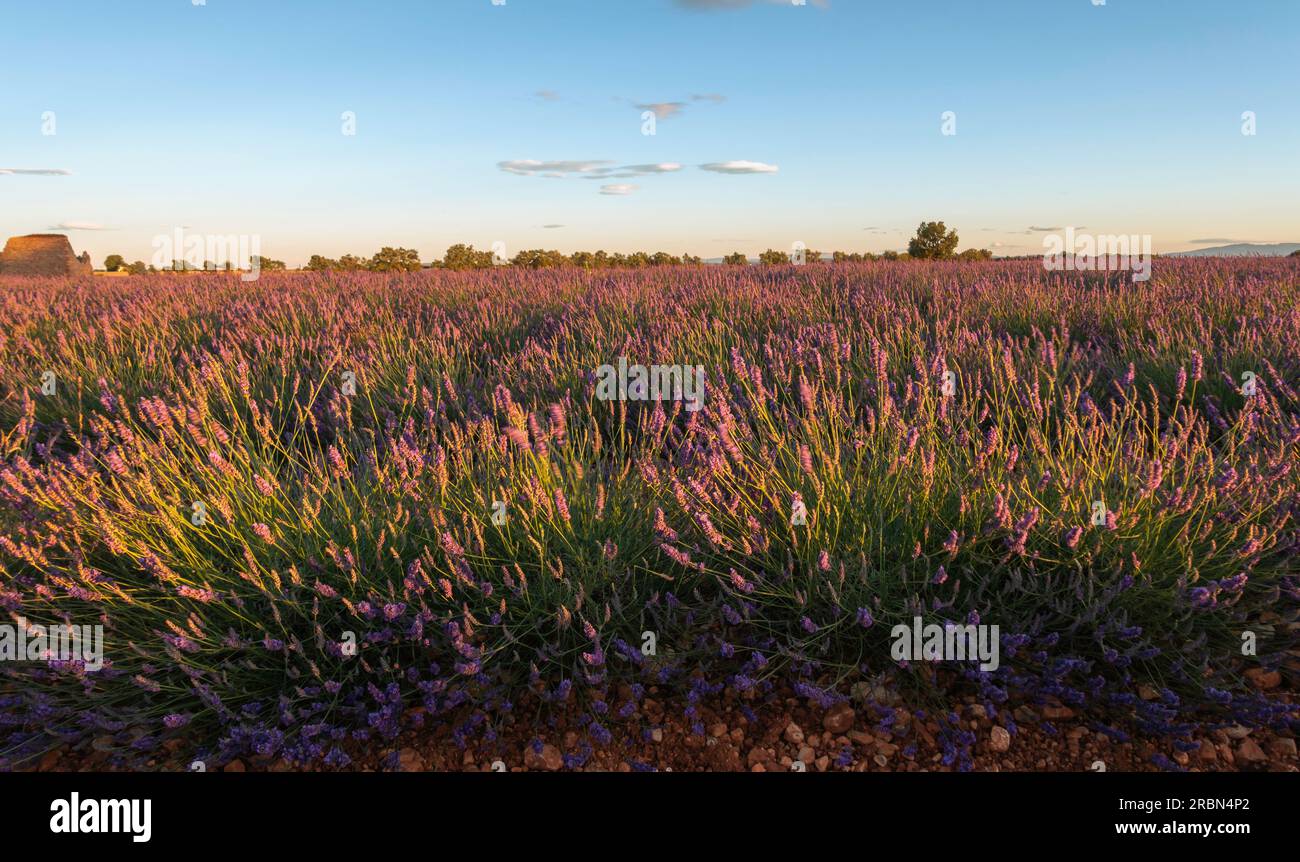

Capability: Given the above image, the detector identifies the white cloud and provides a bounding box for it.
[48,221,108,231]
[636,101,686,120]
[0,168,72,176]
[622,163,682,174]
[676,0,829,9]
[699,160,778,174]
[498,159,612,177]
[600,184,638,195]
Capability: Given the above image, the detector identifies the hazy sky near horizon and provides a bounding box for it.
[2,0,1298,266]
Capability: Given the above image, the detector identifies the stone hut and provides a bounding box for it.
[0,234,95,276]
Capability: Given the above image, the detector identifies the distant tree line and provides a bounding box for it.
[101,223,994,274]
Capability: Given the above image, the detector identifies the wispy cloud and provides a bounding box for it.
[502,159,685,193]
[636,101,686,120]
[700,160,778,174]
[1188,237,1245,245]
[48,221,109,231]
[676,0,828,9]
[535,89,561,102]
[498,160,612,177]
[691,93,727,104]
[541,224,565,229]
[1027,226,1063,232]
[0,168,72,176]
[621,163,682,174]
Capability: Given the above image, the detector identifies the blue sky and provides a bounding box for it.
[2,0,1298,265]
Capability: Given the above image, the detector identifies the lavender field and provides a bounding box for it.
[1,259,1297,770]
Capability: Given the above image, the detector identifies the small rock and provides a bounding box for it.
[1013,706,1038,725]
[783,722,805,746]
[823,703,855,735]
[798,746,815,765]
[39,750,61,771]
[814,755,830,772]
[708,723,727,739]
[650,728,664,743]
[398,748,424,772]
[1225,725,1252,740]
[1198,739,1217,762]
[848,730,875,746]
[1137,684,1159,701]
[875,742,898,758]
[1245,668,1281,691]
[873,754,888,767]
[523,743,563,772]
[990,726,1011,753]
[1268,737,1296,758]
[224,759,246,773]
[1236,739,1268,764]
[1040,703,1075,720]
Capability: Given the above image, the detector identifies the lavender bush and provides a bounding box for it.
[1,258,1297,768]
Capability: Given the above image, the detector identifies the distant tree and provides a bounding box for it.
[203,260,218,271]
[722,252,748,265]
[881,250,901,261]
[1291,249,1300,258]
[650,251,682,266]
[306,254,340,271]
[907,221,960,259]
[682,253,702,265]
[570,251,597,269]
[104,254,127,272]
[759,248,790,265]
[126,260,148,275]
[252,256,287,271]
[369,247,421,272]
[511,249,570,269]
[442,244,493,270]
[625,251,651,268]
[957,248,993,261]
[801,249,822,264]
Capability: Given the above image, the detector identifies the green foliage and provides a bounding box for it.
[440,244,494,270]
[368,247,422,272]
[907,221,960,259]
